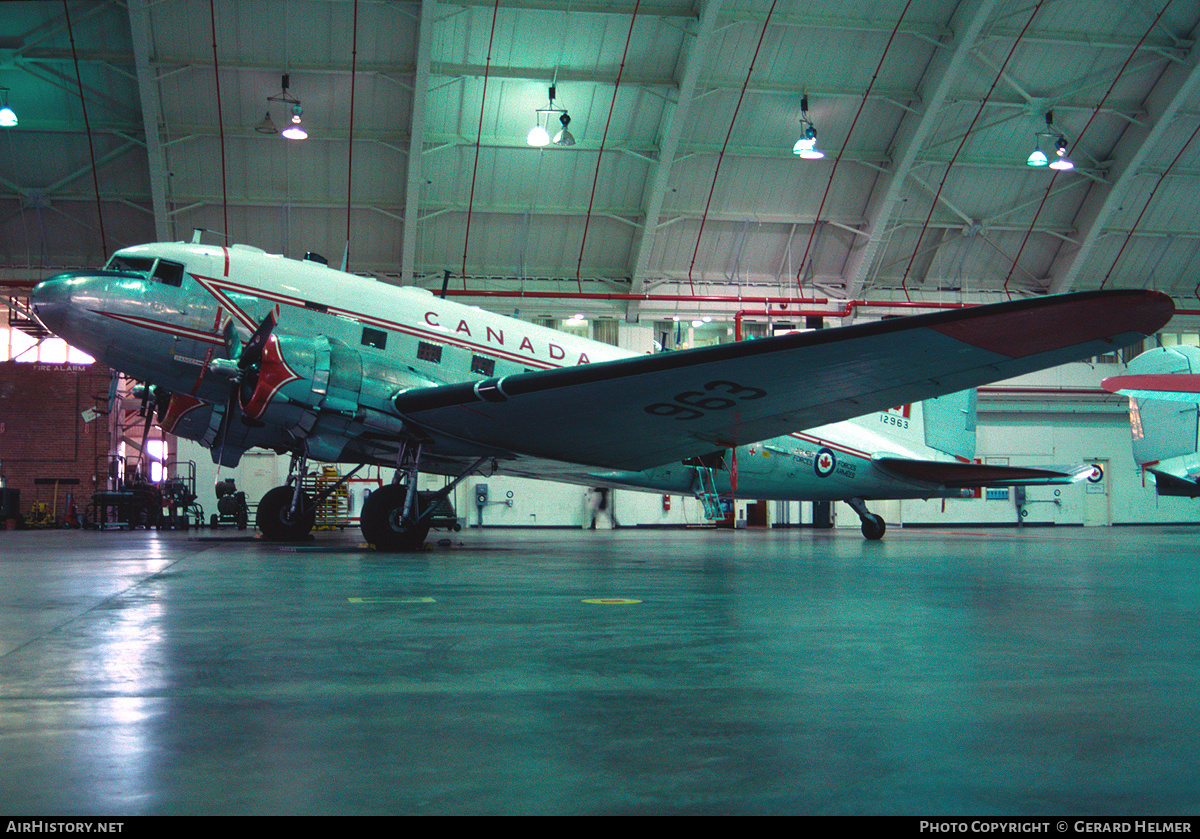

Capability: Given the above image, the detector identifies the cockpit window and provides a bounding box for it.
[102,255,185,287]
[106,255,154,274]
[153,260,184,287]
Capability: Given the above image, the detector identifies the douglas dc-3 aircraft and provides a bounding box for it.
[1103,346,1200,499]
[30,241,1174,549]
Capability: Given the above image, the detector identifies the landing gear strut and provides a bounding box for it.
[359,438,487,552]
[846,496,886,541]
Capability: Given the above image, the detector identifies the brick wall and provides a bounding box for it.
[0,361,113,520]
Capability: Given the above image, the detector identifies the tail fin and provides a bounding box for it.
[1124,347,1200,467]
[921,388,977,461]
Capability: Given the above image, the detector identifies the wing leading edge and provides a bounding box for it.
[392,290,1174,471]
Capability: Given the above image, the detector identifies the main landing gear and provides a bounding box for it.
[845,496,886,541]
[257,439,485,552]
[256,451,319,541]
[359,440,486,552]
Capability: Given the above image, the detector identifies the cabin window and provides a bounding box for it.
[417,341,442,363]
[153,260,184,287]
[362,327,387,350]
[471,355,495,377]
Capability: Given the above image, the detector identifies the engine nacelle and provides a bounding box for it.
[159,391,277,467]
[236,334,366,460]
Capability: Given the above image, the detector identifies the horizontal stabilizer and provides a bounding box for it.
[1147,468,1200,498]
[1102,373,1200,403]
[874,458,1095,488]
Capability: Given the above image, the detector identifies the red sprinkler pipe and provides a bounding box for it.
[687,0,777,296]
[207,0,229,246]
[1005,0,1174,298]
[576,0,641,293]
[462,0,501,288]
[346,0,360,258]
[795,0,913,293]
[64,0,108,255]
[1102,116,1200,291]
[447,290,829,305]
[734,299,971,340]
[902,0,1044,302]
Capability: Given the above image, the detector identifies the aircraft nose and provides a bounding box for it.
[31,270,105,337]
[30,273,74,334]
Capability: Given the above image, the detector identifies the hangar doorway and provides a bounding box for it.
[1082,459,1111,527]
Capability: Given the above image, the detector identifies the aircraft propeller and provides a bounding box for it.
[211,309,278,466]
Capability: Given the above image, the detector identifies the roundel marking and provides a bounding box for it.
[1087,464,1105,483]
[815,447,836,478]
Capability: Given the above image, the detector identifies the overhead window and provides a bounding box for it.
[417,341,442,363]
[471,355,495,377]
[362,327,388,350]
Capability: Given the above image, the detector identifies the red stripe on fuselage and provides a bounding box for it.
[190,273,587,371]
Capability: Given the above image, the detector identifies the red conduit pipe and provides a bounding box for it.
[1102,117,1200,291]
[795,0,913,292]
[901,0,1044,302]
[448,290,828,305]
[462,0,501,288]
[207,0,229,246]
[687,0,777,296]
[346,0,360,256]
[1004,0,1173,298]
[63,0,107,256]
[576,0,641,293]
[734,300,970,340]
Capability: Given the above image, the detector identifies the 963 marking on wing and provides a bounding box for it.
[644,380,767,420]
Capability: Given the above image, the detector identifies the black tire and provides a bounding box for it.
[861,513,886,541]
[256,485,316,541]
[360,484,430,551]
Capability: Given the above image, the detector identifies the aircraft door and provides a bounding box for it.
[1082,458,1110,527]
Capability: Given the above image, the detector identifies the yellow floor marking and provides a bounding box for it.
[348,596,436,604]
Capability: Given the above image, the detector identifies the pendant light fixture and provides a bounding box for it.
[527,86,575,147]
[0,88,16,128]
[793,96,823,160]
[264,74,307,140]
[1027,111,1072,171]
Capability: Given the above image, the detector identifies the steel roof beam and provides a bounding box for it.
[127,0,170,242]
[842,0,1002,301]
[402,0,435,286]
[1046,28,1200,294]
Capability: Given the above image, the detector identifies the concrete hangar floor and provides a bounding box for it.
[0,524,1197,817]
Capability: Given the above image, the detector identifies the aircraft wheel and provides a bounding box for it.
[361,484,430,551]
[257,486,316,541]
[860,513,886,541]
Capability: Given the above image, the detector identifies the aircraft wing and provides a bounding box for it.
[1102,373,1200,403]
[873,458,1095,488]
[392,290,1173,471]
[1146,468,1200,498]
